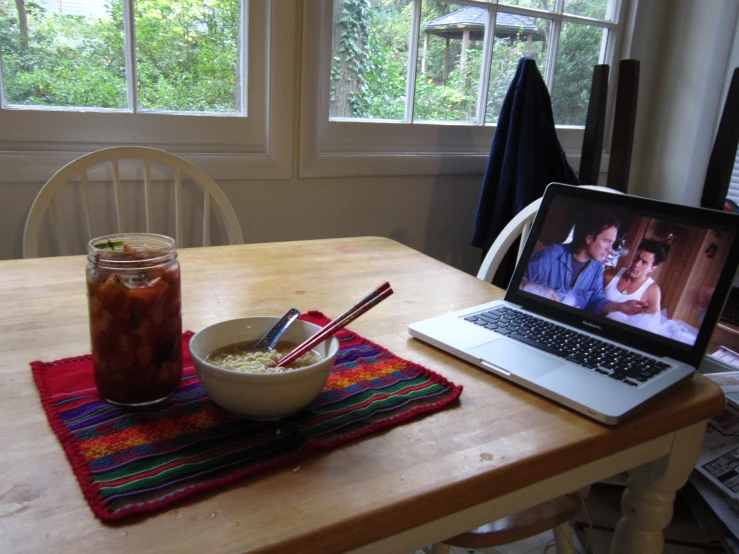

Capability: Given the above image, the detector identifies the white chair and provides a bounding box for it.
[477,185,624,284]
[23,146,244,258]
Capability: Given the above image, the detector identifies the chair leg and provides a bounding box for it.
[552,521,577,554]
[429,543,451,554]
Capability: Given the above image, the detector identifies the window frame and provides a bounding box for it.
[300,0,629,178]
[0,0,294,183]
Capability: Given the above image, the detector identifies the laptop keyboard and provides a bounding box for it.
[463,306,672,387]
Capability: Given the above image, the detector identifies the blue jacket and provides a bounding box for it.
[472,57,578,254]
[523,243,609,314]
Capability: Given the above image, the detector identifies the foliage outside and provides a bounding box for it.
[0,0,241,112]
[330,0,608,126]
[0,0,606,124]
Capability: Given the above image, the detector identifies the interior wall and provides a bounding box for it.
[0,174,486,275]
[627,0,739,204]
[1,182,43,261]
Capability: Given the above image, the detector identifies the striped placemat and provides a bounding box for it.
[31,311,462,521]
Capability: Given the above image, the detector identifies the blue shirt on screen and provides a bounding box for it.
[522,243,609,314]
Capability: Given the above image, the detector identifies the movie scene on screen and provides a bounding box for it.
[518,196,736,346]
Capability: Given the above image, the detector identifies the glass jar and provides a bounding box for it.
[86,233,183,406]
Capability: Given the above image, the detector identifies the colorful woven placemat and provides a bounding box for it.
[31,311,462,522]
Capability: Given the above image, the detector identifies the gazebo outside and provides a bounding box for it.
[422,6,546,80]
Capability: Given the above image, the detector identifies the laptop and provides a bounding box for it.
[409,183,739,424]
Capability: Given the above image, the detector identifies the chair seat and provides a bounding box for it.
[442,490,586,548]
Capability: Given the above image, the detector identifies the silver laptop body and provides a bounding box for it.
[409,184,739,425]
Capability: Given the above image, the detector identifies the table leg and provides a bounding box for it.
[553,522,577,554]
[609,422,708,554]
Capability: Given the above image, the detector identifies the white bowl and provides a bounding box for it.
[189,317,339,420]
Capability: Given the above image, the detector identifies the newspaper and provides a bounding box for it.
[707,370,739,409]
[690,472,739,541]
[711,346,739,371]
[688,361,739,539]
[696,373,739,499]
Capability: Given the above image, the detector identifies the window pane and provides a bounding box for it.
[486,14,549,123]
[414,2,484,123]
[563,0,611,21]
[550,22,605,125]
[329,0,412,121]
[0,0,127,108]
[498,0,554,11]
[135,0,242,113]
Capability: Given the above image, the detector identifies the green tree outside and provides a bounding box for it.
[0,0,607,123]
[0,0,240,112]
[332,0,608,126]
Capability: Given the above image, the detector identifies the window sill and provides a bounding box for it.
[299,149,607,179]
[1,145,607,183]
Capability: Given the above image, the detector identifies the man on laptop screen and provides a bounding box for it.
[520,212,647,317]
[603,239,668,315]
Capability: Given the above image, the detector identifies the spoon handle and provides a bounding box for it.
[254,308,301,350]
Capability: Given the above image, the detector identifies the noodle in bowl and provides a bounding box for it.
[189,316,340,420]
[207,341,323,374]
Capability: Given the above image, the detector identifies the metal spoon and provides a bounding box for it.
[254,308,300,351]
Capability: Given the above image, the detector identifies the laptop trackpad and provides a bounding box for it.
[469,340,565,380]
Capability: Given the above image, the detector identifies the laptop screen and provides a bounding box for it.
[506,184,739,364]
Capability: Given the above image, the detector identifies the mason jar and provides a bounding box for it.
[86,233,183,406]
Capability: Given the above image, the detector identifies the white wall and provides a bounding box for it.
[0,182,42,261]
[0,174,486,274]
[220,176,484,273]
[627,0,739,205]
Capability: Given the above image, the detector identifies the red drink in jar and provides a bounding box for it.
[87,234,182,405]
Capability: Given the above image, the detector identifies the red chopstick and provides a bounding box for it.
[323,281,391,329]
[276,283,393,368]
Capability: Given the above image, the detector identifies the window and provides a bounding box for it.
[2,0,245,114]
[300,0,630,178]
[0,0,294,182]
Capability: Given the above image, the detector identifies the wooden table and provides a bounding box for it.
[0,237,724,554]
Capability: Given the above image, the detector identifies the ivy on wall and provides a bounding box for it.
[330,0,372,117]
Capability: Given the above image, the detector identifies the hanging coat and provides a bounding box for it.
[472,57,579,254]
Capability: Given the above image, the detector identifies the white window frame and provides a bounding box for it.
[0,0,295,183]
[300,0,630,178]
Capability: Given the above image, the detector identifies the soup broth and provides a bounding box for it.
[207,340,323,373]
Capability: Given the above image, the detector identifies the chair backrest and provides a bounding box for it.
[579,59,640,192]
[476,185,624,283]
[23,146,244,258]
[702,66,739,210]
[606,59,640,193]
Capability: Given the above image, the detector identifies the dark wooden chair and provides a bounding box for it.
[701,67,739,211]
[579,59,640,193]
